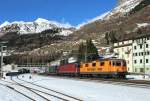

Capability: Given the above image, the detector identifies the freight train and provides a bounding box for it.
[48,59,128,78]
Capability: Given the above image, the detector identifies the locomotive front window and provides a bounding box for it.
[116,61,121,66]
[85,64,89,67]
[92,63,96,67]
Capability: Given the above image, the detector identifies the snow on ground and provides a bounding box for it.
[16,74,150,101]
[127,74,150,80]
[0,74,150,101]
[0,81,31,101]
[137,23,150,28]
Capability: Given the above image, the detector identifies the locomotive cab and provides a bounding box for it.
[111,59,128,78]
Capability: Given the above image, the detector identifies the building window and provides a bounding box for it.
[140,59,142,63]
[147,37,149,40]
[140,68,144,73]
[147,51,150,55]
[134,46,136,50]
[140,44,142,49]
[139,53,141,56]
[127,60,129,64]
[135,53,138,56]
[146,59,149,63]
[146,44,149,48]
[141,52,143,56]
[134,60,137,64]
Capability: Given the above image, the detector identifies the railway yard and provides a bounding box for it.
[0,74,149,101]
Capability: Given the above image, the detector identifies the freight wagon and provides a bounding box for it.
[48,66,58,75]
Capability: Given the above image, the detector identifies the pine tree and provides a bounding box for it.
[77,42,85,62]
[77,39,99,62]
[86,39,99,62]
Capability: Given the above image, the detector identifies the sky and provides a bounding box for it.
[0,0,117,26]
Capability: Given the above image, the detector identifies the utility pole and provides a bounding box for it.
[0,42,7,78]
[85,44,87,63]
[0,45,3,77]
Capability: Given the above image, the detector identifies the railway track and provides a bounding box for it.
[2,79,68,101]
[14,77,83,101]
[1,79,51,101]
[89,79,150,89]
[0,81,36,101]
[3,74,149,101]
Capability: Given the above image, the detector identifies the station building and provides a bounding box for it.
[132,36,150,74]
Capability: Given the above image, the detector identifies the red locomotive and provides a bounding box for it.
[58,63,80,76]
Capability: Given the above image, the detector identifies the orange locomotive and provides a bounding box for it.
[80,59,127,78]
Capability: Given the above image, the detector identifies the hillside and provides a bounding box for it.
[73,0,150,45]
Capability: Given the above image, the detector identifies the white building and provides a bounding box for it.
[2,64,18,72]
[50,60,61,66]
[0,51,10,57]
[132,37,150,74]
[113,40,133,72]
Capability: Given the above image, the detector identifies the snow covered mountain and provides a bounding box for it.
[0,18,74,35]
[104,0,142,20]
[77,0,143,28]
[73,0,149,47]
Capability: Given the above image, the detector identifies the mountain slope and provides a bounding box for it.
[130,0,150,14]
[73,0,150,46]
[0,18,74,35]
